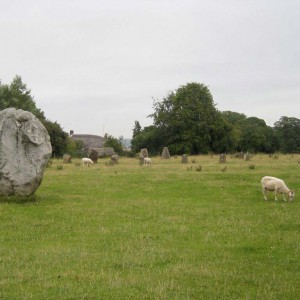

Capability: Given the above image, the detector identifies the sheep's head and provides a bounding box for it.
[288,190,295,201]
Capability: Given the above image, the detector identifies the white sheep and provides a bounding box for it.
[82,157,94,167]
[144,157,152,165]
[261,176,295,201]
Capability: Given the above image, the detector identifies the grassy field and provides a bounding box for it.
[0,154,299,299]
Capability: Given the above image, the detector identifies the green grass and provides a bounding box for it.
[0,154,299,299]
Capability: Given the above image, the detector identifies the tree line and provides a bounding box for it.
[1,77,299,157]
[131,82,300,155]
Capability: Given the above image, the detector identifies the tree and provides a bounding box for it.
[131,125,163,155]
[132,120,142,138]
[104,134,124,155]
[237,117,277,153]
[0,75,45,120]
[274,116,300,153]
[66,136,84,157]
[42,120,68,157]
[151,82,234,154]
[221,111,247,126]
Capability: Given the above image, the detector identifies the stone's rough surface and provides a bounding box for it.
[161,147,171,159]
[111,154,119,164]
[0,108,52,196]
[244,152,251,161]
[181,154,188,164]
[139,148,148,165]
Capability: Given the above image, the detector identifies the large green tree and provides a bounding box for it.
[221,111,247,126]
[0,75,68,156]
[274,116,300,153]
[237,117,277,153]
[0,75,45,119]
[151,82,234,154]
[221,111,247,151]
[131,125,163,155]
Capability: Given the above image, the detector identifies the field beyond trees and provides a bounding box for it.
[0,154,299,299]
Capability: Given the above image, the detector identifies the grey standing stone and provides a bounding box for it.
[111,154,119,163]
[161,147,171,159]
[139,148,148,159]
[181,154,188,164]
[244,152,251,161]
[139,148,148,165]
[0,108,52,196]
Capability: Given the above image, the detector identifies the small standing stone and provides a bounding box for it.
[139,148,148,165]
[111,154,119,163]
[219,154,226,163]
[244,153,251,161]
[139,148,148,158]
[181,154,188,164]
[161,147,171,159]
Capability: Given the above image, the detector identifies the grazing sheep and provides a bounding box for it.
[144,157,152,165]
[82,157,94,167]
[261,176,295,201]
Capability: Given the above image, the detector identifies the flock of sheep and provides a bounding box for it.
[81,157,295,202]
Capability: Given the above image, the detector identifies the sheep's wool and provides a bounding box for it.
[0,108,52,196]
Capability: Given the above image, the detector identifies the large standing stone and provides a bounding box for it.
[88,148,98,163]
[0,108,52,196]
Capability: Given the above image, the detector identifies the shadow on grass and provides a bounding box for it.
[0,194,41,204]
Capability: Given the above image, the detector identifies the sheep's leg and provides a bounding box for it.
[282,194,287,201]
[274,191,278,201]
[262,188,268,200]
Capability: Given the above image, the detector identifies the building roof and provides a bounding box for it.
[71,134,105,149]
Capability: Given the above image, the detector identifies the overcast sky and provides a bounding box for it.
[1,0,299,138]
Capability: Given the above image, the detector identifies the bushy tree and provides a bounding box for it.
[151,82,234,154]
[237,117,277,153]
[104,134,124,155]
[132,120,142,138]
[274,116,300,153]
[131,125,163,155]
[66,136,84,157]
[221,111,247,125]
[0,75,45,119]
[42,120,68,157]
